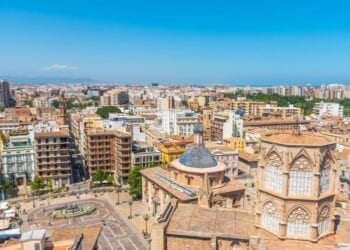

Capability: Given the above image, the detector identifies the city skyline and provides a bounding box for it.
[1,1,350,84]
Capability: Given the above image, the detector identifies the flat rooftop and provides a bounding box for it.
[35,129,70,138]
[261,132,335,146]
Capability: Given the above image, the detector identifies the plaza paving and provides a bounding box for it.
[24,197,147,250]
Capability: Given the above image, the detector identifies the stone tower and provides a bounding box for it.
[255,132,337,242]
[58,92,68,125]
[198,172,213,208]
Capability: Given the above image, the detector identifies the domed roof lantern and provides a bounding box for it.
[193,123,204,145]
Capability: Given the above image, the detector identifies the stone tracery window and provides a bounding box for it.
[287,207,310,237]
[265,153,283,193]
[289,156,312,195]
[230,242,240,250]
[319,157,331,194]
[261,201,279,233]
[318,206,330,236]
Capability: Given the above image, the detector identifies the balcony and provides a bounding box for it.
[37,160,71,165]
[37,166,71,172]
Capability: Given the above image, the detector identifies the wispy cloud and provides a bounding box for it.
[42,64,77,71]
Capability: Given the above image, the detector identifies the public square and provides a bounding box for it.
[19,192,150,250]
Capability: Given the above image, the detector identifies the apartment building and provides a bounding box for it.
[114,131,132,180]
[1,129,35,185]
[35,129,72,187]
[244,118,311,130]
[257,104,303,119]
[0,80,14,107]
[131,142,161,168]
[210,111,243,142]
[70,113,103,153]
[101,89,129,106]
[83,129,132,181]
[159,109,199,136]
[157,96,175,110]
[84,130,116,176]
[313,102,344,118]
[230,100,268,116]
[0,120,21,134]
[159,141,186,164]
[223,137,246,153]
[206,144,239,176]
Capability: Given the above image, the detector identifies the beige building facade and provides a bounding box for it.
[255,133,337,242]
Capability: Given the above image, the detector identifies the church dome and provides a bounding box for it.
[178,147,218,168]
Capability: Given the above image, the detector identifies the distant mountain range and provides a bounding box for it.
[0,76,105,84]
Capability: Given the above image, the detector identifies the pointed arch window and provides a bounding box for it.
[287,207,310,237]
[320,157,331,194]
[230,242,240,250]
[289,156,312,195]
[318,206,330,236]
[265,153,283,193]
[261,202,279,233]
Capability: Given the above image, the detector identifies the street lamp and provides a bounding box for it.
[15,203,21,215]
[17,218,23,233]
[65,203,68,224]
[128,198,133,219]
[147,238,152,250]
[116,187,122,205]
[32,191,35,208]
[143,213,149,237]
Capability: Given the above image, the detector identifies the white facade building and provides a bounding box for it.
[224,113,244,139]
[158,109,199,136]
[1,129,35,185]
[131,142,161,167]
[312,102,344,118]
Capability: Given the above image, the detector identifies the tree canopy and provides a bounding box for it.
[31,176,44,194]
[24,100,33,107]
[224,92,350,116]
[128,165,142,198]
[0,178,15,198]
[106,175,114,185]
[92,169,108,182]
[52,100,59,108]
[96,106,121,118]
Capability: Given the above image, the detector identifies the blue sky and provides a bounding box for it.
[1,0,350,84]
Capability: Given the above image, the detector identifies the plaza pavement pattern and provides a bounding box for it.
[25,199,147,250]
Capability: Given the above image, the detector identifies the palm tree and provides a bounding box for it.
[31,176,43,195]
[46,180,53,194]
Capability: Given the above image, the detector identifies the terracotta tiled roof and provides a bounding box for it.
[212,182,245,195]
[239,151,258,162]
[261,132,335,146]
[167,204,253,239]
[47,226,102,250]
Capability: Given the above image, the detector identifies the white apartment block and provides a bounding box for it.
[1,130,35,185]
[131,142,161,167]
[158,109,199,136]
[211,111,244,141]
[313,102,344,118]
